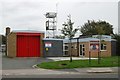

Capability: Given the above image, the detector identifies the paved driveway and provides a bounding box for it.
[1,52,52,70]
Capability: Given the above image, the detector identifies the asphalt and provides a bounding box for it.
[2,52,98,70]
[2,53,53,70]
[0,52,119,78]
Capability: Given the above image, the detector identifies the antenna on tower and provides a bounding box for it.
[56,3,58,31]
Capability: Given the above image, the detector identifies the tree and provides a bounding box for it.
[61,15,78,38]
[61,15,78,62]
[80,20,113,35]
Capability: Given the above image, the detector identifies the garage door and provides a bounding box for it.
[17,33,40,57]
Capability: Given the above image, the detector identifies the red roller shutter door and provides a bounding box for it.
[17,33,40,57]
[17,35,28,57]
[28,36,40,57]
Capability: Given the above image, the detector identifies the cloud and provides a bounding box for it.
[0,1,118,35]
[1,1,55,32]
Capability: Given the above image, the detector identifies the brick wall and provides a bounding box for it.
[40,33,44,57]
[67,41,111,58]
[7,32,16,57]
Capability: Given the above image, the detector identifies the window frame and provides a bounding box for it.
[63,43,69,56]
[100,43,107,51]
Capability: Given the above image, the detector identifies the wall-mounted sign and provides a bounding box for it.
[90,44,99,50]
[45,42,52,47]
[90,41,99,51]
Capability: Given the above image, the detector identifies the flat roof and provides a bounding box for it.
[43,38,63,41]
[12,30,45,33]
[63,37,113,43]
[43,37,114,43]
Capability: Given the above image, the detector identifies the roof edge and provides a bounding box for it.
[12,30,45,33]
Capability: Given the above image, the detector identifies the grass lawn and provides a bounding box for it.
[37,56,120,69]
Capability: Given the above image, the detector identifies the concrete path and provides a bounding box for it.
[2,67,119,78]
[2,67,118,76]
[47,57,97,61]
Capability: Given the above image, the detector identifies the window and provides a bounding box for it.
[79,44,85,56]
[64,51,69,56]
[101,44,107,50]
[83,48,85,51]
[65,46,68,50]
[63,43,68,51]
[82,44,85,47]
[63,43,69,56]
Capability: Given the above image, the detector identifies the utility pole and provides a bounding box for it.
[98,35,102,64]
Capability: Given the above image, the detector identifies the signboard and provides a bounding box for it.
[45,42,52,48]
[90,41,99,51]
[90,44,99,50]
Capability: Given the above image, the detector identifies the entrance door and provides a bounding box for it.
[79,44,85,56]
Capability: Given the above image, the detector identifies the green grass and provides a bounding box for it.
[37,56,120,69]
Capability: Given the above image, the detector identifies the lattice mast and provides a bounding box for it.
[45,12,57,38]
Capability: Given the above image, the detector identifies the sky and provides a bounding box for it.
[0,0,119,36]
